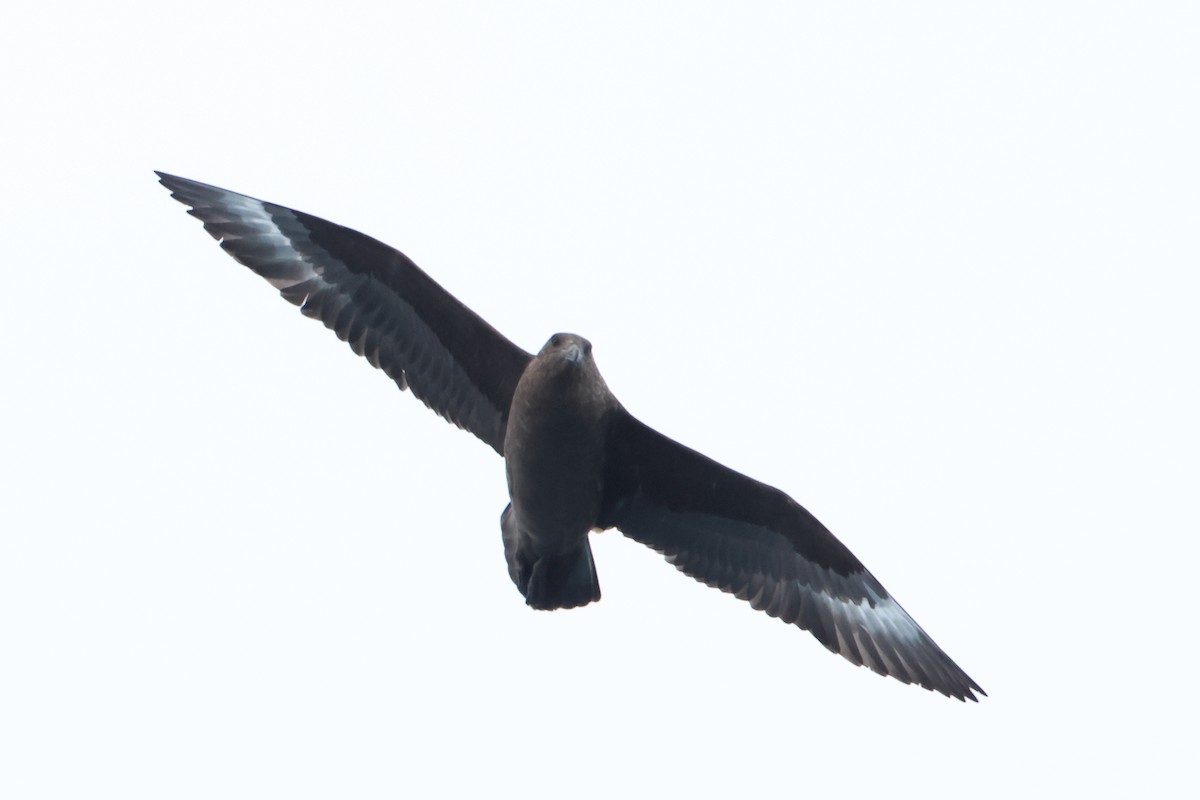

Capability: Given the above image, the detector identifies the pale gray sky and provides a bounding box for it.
[2,2,1198,797]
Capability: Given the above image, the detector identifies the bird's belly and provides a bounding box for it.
[504,427,605,554]
[509,481,598,553]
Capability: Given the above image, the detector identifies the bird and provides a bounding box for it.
[157,171,985,701]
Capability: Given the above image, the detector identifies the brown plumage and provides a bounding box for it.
[158,172,984,701]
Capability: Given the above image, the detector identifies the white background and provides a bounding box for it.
[3,2,1198,797]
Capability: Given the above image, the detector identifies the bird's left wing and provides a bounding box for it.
[598,409,984,701]
[157,173,531,454]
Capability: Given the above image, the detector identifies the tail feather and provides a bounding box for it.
[501,504,601,610]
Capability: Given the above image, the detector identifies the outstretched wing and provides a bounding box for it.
[599,410,984,701]
[157,173,531,454]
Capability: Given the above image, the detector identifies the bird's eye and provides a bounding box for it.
[584,342,592,355]
[550,335,561,347]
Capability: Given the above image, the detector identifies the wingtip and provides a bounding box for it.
[155,170,186,191]
[155,171,183,196]
[156,171,215,195]
[950,678,986,703]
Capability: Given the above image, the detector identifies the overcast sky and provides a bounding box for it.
[3,2,1198,797]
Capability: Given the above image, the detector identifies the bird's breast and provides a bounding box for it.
[503,371,612,552]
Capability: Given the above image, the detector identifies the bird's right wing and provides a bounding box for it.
[157,173,532,454]
[599,409,984,701]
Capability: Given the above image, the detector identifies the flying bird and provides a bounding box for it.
[157,172,985,701]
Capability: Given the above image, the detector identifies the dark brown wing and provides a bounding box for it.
[157,172,531,454]
[599,409,984,701]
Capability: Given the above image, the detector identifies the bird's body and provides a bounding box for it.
[157,172,985,701]
[503,334,613,609]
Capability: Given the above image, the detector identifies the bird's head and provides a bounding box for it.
[540,332,593,367]
[536,333,613,399]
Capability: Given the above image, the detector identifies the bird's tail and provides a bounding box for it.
[501,504,601,610]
